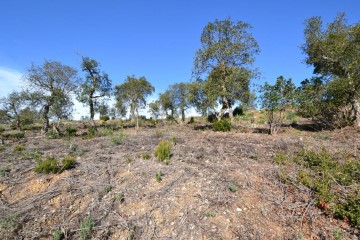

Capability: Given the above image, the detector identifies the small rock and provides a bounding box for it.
[236,208,242,212]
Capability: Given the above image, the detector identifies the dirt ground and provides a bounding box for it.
[0,122,359,239]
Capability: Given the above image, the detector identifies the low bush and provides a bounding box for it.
[100,115,110,121]
[155,171,163,182]
[0,166,10,177]
[212,119,231,132]
[34,155,76,174]
[13,144,25,152]
[46,130,60,139]
[154,140,172,164]
[79,216,94,240]
[65,126,77,137]
[111,132,125,145]
[61,156,76,171]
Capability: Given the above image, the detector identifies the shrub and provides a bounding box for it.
[79,216,94,240]
[155,171,163,182]
[46,130,60,139]
[97,127,114,137]
[212,119,231,132]
[85,127,96,139]
[188,117,195,124]
[207,113,217,123]
[53,229,63,240]
[154,141,172,164]
[229,184,238,192]
[141,152,151,160]
[115,192,125,203]
[204,211,216,217]
[0,166,10,177]
[100,115,110,121]
[65,126,77,137]
[111,132,125,145]
[104,184,113,193]
[61,156,76,171]
[0,146,5,153]
[34,156,60,174]
[13,144,25,152]
[233,106,244,116]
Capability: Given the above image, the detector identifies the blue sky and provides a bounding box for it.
[0,0,359,117]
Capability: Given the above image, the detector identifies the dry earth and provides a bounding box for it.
[0,122,359,239]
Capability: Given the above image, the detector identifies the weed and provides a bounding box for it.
[229,184,238,193]
[64,126,77,138]
[34,155,76,174]
[115,192,125,203]
[13,132,25,139]
[0,146,5,152]
[85,127,96,139]
[104,184,113,193]
[126,157,134,164]
[141,152,151,160]
[212,119,231,132]
[0,166,10,177]
[53,229,63,240]
[0,214,19,232]
[273,152,289,165]
[155,130,163,138]
[111,132,125,145]
[79,216,94,240]
[13,144,25,152]
[100,115,110,121]
[154,141,172,164]
[203,211,216,217]
[97,127,114,137]
[155,171,163,182]
[46,130,60,139]
[61,156,76,171]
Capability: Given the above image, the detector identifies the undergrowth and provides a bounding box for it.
[34,156,76,174]
[154,140,172,164]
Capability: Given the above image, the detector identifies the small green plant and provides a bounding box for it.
[229,184,238,193]
[0,166,10,177]
[188,117,195,124]
[115,192,125,203]
[104,184,113,193]
[203,211,216,217]
[154,140,172,164]
[65,126,77,138]
[0,145,5,152]
[126,157,133,164]
[155,171,163,182]
[212,119,231,132]
[61,156,76,171]
[85,127,96,139]
[155,130,163,138]
[0,214,19,232]
[13,144,25,152]
[79,216,94,240]
[46,130,60,139]
[13,132,25,139]
[34,156,76,174]
[53,229,63,240]
[141,152,151,160]
[100,115,110,121]
[273,152,289,165]
[111,132,125,145]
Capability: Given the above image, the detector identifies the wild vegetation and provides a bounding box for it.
[0,14,359,239]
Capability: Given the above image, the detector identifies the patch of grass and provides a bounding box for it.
[212,119,231,132]
[229,184,238,193]
[154,140,172,164]
[79,216,94,240]
[46,130,61,139]
[53,229,63,240]
[64,126,77,138]
[98,127,114,137]
[110,132,125,145]
[0,214,19,232]
[84,127,96,139]
[203,211,216,217]
[115,192,125,203]
[0,145,5,152]
[13,144,25,152]
[125,157,133,164]
[155,171,163,182]
[104,184,113,193]
[34,155,76,174]
[155,130,163,138]
[273,152,290,165]
[141,152,151,160]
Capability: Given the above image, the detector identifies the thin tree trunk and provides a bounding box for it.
[352,99,360,127]
[89,97,97,129]
[181,108,185,123]
[228,102,233,123]
[41,104,50,134]
[16,115,22,131]
[136,109,139,131]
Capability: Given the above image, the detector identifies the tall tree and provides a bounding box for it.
[24,60,79,133]
[0,91,27,130]
[302,13,360,126]
[193,17,260,121]
[159,90,177,121]
[114,76,154,130]
[170,83,192,123]
[77,57,112,126]
[148,100,161,120]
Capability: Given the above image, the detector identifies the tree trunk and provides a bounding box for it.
[228,102,233,123]
[89,97,96,128]
[41,104,50,134]
[181,108,185,123]
[16,115,22,131]
[136,109,139,131]
[352,99,360,127]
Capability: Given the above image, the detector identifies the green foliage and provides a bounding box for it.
[111,132,125,145]
[0,214,19,232]
[260,76,296,134]
[0,146,5,153]
[85,127,96,139]
[53,229,63,240]
[203,211,216,217]
[0,166,10,177]
[276,148,360,228]
[154,141,172,164]
[100,115,110,121]
[97,127,114,137]
[141,152,151,160]
[34,156,76,174]
[229,184,238,192]
[79,216,94,240]
[188,117,195,124]
[65,126,77,137]
[212,119,231,132]
[104,184,113,193]
[13,144,25,152]
[155,171,163,182]
[273,152,290,165]
[115,192,125,203]
[46,130,61,139]
[12,131,25,139]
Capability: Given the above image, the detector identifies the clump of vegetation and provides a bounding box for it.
[79,216,94,240]
[229,184,238,192]
[275,148,360,228]
[64,125,77,138]
[46,130,61,139]
[34,155,76,174]
[141,152,151,160]
[155,171,164,182]
[212,119,231,132]
[0,146,5,152]
[98,127,114,137]
[0,214,19,232]
[13,144,25,152]
[110,132,125,145]
[99,115,110,121]
[53,229,63,240]
[115,192,125,203]
[125,157,134,164]
[154,140,172,164]
[188,117,195,124]
[84,127,96,139]
[203,211,216,217]
[0,166,10,177]
[104,184,113,193]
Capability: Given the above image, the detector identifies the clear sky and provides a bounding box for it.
[0,0,359,117]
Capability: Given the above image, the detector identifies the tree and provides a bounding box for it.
[170,83,193,122]
[23,60,79,133]
[302,13,360,126]
[148,100,161,120]
[0,91,28,130]
[77,57,112,126]
[193,17,260,121]
[159,90,177,121]
[114,76,154,130]
[260,76,296,134]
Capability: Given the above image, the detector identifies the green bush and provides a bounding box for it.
[0,166,10,177]
[104,184,113,193]
[13,144,25,152]
[229,184,238,192]
[100,115,110,121]
[61,156,76,171]
[97,127,114,137]
[46,130,60,139]
[141,152,151,160]
[34,156,76,174]
[212,119,231,132]
[111,132,125,145]
[53,229,63,240]
[155,171,163,182]
[85,127,96,139]
[79,216,94,240]
[65,126,77,137]
[154,141,172,164]
[188,117,195,124]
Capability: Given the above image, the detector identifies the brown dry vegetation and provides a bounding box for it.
[0,118,359,239]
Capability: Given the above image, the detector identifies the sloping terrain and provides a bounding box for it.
[0,123,359,239]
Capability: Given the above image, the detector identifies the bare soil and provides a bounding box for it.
[0,122,359,239]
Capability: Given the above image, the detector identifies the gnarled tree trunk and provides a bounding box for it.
[41,104,50,134]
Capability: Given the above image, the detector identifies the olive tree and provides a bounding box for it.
[23,60,79,134]
[302,13,360,127]
[77,57,112,126]
[193,18,260,121]
[0,91,28,130]
[114,76,154,130]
